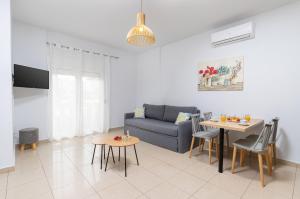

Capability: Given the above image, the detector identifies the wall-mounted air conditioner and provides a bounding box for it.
[211,22,255,47]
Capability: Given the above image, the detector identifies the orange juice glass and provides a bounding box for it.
[245,114,251,122]
[220,114,227,122]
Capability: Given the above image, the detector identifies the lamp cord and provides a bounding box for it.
[140,0,143,12]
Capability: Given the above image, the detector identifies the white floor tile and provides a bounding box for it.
[6,131,297,199]
[145,182,190,199]
[193,183,239,199]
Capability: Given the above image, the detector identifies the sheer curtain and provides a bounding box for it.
[47,44,110,140]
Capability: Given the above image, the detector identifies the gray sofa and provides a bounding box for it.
[124,104,199,153]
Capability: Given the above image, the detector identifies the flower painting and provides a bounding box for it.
[197,56,244,91]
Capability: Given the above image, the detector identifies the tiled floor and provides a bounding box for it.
[1,129,299,199]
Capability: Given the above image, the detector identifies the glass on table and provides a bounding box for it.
[244,114,251,122]
[220,114,227,122]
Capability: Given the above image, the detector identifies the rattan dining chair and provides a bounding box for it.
[245,117,279,166]
[231,123,273,187]
[189,113,219,164]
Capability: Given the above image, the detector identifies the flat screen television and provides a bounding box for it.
[13,64,49,89]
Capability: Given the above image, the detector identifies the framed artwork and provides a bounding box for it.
[197,56,244,91]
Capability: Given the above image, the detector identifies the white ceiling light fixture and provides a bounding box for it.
[126,0,155,47]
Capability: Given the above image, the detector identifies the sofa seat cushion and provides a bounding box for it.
[143,104,165,120]
[125,118,178,137]
[163,105,198,123]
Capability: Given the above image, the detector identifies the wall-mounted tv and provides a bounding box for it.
[13,64,49,89]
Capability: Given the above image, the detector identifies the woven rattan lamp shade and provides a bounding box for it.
[127,12,155,46]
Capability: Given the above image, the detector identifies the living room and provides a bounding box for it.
[0,0,300,199]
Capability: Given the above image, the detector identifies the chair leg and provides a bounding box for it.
[272,143,277,165]
[232,146,237,173]
[201,139,205,151]
[265,152,272,176]
[258,153,265,187]
[189,136,195,158]
[198,138,201,152]
[209,139,213,164]
[240,150,243,166]
[198,138,203,152]
[240,150,246,167]
[268,145,273,168]
[226,132,230,155]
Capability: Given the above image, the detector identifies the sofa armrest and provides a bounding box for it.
[177,120,193,153]
[124,112,134,120]
[124,112,134,135]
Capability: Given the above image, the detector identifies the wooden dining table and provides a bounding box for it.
[200,119,264,173]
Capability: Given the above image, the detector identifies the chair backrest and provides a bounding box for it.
[252,123,273,151]
[270,117,279,143]
[191,113,202,134]
[203,112,212,121]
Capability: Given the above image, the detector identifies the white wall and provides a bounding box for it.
[12,21,137,142]
[0,0,15,169]
[110,57,137,127]
[136,48,163,105]
[12,22,49,142]
[136,2,300,163]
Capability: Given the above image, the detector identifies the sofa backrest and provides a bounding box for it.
[143,104,165,120]
[163,105,198,122]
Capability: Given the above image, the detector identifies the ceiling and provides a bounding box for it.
[12,0,298,53]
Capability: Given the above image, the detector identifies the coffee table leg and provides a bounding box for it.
[111,147,115,164]
[134,144,139,166]
[124,146,127,177]
[118,147,120,162]
[105,146,111,171]
[91,145,96,165]
[103,145,106,159]
[219,128,224,173]
[100,145,103,170]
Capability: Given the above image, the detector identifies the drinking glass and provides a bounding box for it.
[245,114,251,122]
[220,114,227,122]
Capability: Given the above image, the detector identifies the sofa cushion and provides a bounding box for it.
[175,112,191,125]
[134,107,145,118]
[163,105,198,122]
[125,118,178,137]
[143,104,165,120]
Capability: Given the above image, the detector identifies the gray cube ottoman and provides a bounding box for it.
[19,128,39,151]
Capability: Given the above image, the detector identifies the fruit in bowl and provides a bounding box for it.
[114,136,122,141]
[229,116,241,123]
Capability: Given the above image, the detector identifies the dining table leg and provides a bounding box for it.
[219,128,225,173]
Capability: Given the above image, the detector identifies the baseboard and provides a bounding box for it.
[0,166,15,173]
[277,158,300,168]
[15,139,50,150]
[224,145,300,167]
[109,127,124,132]
[38,139,50,144]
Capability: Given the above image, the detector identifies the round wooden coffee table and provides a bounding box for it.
[91,135,116,169]
[104,136,140,177]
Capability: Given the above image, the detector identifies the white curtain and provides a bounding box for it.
[47,44,110,140]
